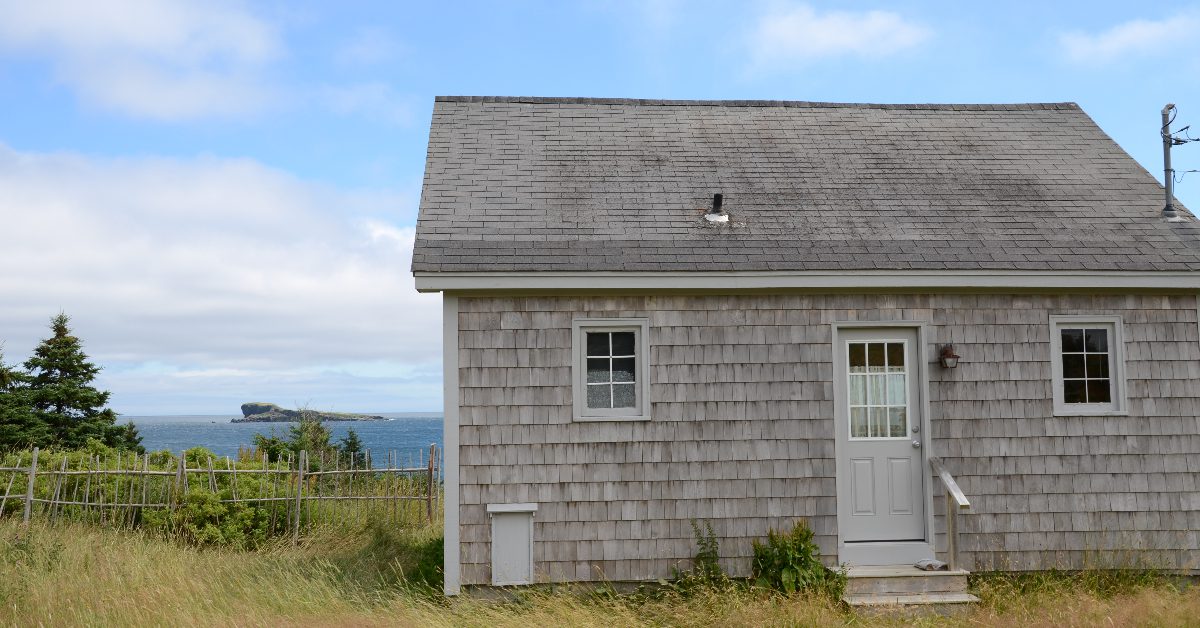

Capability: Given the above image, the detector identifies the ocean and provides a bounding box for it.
[122,413,443,463]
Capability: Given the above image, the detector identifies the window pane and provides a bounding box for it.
[849,375,866,405]
[586,358,610,383]
[611,332,636,356]
[586,332,609,357]
[887,374,906,406]
[867,343,885,372]
[868,374,886,407]
[1063,380,1086,404]
[1062,354,1085,379]
[1086,379,1112,404]
[888,408,907,437]
[586,384,611,409]
[1085,354,1109,379]
[611,357,635,382]
[848,343,866,373]
[886,343,905,371]
[850,407,868,437]
[1084,329,1108,353]
[612,383,636,408]
[870,407,887,438]
[1061,329,1084,352]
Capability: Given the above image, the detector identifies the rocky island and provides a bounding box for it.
[232,402,386,423]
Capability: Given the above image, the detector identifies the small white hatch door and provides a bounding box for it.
[488,503,536,586]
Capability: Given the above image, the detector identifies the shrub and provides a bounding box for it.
[183,446,217,468]
[751,519,845,598]
[143,489,272,549]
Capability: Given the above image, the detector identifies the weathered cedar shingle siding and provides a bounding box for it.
[456,293,1200,584]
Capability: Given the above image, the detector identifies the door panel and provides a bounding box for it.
[887,457,914,514]
[850,458,875,515]
[836,328,925,543]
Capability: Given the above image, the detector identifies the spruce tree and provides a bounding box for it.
[0,351,49,449]
[23,314,142,451]
[339,428,363,459]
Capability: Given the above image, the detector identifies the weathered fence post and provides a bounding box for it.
[426,443,436,524]
[22,447,39,528]
[0,453,20,518]
[50,457,67,523]
[293,450,305,544]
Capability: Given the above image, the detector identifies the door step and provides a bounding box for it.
[843,565,980,608]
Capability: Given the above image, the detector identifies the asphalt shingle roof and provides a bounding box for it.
[413,97,1200,273]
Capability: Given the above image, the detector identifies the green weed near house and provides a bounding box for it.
[751,519,846,598]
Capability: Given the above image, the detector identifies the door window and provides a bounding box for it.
[847,341,909,439]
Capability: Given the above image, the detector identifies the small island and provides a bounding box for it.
[232,402,386,423]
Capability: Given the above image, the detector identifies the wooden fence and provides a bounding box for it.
[0,444,441,540]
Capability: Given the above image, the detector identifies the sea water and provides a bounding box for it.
[123,413,443,463]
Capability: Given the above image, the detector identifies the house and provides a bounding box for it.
[412,96,1200,596]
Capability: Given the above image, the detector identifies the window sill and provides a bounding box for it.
[572,414,652,422]
[1051,409,1128,417]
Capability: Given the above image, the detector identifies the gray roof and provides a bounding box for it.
[413,97,1200,273]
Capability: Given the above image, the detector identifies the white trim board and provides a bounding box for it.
[442,295,461,596]
[415,270,1200,293]
[487,502,539,513]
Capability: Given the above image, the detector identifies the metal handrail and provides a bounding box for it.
[929,456,970,571]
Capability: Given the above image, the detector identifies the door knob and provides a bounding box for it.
[912,440,921,448]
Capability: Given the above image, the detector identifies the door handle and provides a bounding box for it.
[912,440,921,448]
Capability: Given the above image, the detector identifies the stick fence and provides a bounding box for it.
[0,444,442,539]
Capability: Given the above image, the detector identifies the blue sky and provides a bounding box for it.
[1,1,1199,415]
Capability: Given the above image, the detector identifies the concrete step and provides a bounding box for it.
[845,565,970,596]
[843,592,981,607]
[843,564,978,608]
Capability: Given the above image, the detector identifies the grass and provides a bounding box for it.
[1,519,1197,627]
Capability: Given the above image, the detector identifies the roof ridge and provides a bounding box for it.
[434,96,1080,111]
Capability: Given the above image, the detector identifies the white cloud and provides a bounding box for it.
[1060,13,1199,64]
[335,27,402,66]
[0,143,441,414]
[0,0,282,119]
[748,4,930,66]
[320,82,414,126]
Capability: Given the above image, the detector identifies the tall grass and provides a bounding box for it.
[1,519,1197,627]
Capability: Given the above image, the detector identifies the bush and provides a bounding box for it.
[751,520,845,598]
[143,489,273,549]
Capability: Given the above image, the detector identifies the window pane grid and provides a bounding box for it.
[848,341,908,438]
[1060,328,1111,404]
[584,331,637,410]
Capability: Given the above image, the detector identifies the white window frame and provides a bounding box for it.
[571,318,651,421]
[1049,315,1127,416]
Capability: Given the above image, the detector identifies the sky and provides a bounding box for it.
[2,1,1200,415]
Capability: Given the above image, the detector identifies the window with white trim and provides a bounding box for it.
[1049,315,1126,415]
[571,318,650,421]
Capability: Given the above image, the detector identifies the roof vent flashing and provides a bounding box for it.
[705,193,729,223]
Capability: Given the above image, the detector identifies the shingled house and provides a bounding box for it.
[413,96,1200,596]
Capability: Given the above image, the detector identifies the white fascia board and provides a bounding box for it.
[415,270,1200,293]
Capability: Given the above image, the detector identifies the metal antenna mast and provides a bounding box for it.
[1163,103,1179,219]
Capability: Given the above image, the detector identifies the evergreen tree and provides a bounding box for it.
[23,314,142,451]
[0,351,49,450]
[339,428,363,459]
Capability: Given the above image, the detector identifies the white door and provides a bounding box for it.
[835,328,925,543]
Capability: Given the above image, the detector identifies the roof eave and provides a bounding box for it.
[414,269,1200,293]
